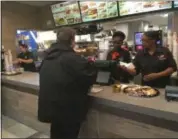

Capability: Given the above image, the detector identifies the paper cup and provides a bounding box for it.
[20,68,24,73]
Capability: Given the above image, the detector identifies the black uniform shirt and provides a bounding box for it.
[133,47,177,88]
[107,47,131,82]
[17,52,36,72]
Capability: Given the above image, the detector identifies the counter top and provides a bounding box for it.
[2,72,178,123]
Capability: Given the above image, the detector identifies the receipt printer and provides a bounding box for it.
[165,86,178,101]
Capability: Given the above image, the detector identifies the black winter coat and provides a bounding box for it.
[38,42,96,124]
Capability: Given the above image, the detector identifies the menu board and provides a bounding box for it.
[80,1,118,22]
[51,1,81,26]
[142,1,172,12]
[174,1,178,8]
[119,1,172,16]
[119,1,143,16]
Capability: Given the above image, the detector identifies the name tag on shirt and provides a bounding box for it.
[158,54,167,60]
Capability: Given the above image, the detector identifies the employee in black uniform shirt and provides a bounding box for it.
[122,31,177,88]
[107,31,131,83]
[14,44,36,72]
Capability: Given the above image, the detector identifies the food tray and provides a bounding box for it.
[1,72,22,76]
[127,88,160,98]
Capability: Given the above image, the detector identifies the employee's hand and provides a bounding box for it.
[13,60,19,64]
[18,58,24,63]
[143,73,160,81]
[120,65,136,75]
[119,65,127,70]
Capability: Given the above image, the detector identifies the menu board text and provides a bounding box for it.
[51,1,81,26]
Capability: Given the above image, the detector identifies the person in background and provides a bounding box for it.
[14,44,36,72]
[107,31,131,83]
[38,27,96,139]
[121,31,177,88]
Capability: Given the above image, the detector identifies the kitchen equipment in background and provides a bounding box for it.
[134,32,144,51]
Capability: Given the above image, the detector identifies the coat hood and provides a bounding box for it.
[44,42,74,60]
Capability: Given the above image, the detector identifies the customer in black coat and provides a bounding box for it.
[38,27,96,139]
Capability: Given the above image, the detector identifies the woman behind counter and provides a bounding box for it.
[122,31,177,88]
[14,44,36,72]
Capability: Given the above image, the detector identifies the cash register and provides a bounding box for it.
[165,86,178,102]
[94,60,118,85]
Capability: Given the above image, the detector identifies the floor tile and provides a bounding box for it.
[2,115,18,129]
[30,133,50,138]
[2,129,18,138]
[6,123,37,138]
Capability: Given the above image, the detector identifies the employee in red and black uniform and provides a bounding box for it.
[122,31,177,88]
[107,31,131,83]
[14,44,36,72]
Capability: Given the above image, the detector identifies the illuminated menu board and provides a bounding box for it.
[51,1,81,26]
[142,1,172,12]
[174,1,178,7]
[119,1,172,16]
[80,1,118,22]
[119,1,143,16]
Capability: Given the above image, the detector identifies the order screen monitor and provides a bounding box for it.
[94,60,117,85]
[134,30,162,51]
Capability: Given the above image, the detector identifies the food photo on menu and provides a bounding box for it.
[80,1,98,22]
[51,1,81,26]
[119,0,172,16]
[119,1,143,16]
[51,3,67,26]
[53,12,67,26]
[65,2,81,25]
[107,1,118,18]
[97,2,107,19]
[80,1,118,22]
[142,1,172,12]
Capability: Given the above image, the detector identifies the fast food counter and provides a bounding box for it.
[2,72,178,138]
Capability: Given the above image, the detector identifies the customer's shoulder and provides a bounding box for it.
[60,52,84,62]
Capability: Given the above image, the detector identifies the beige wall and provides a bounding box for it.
[1,1,57,57]
[2,1,41,57]
[38,5,55,30]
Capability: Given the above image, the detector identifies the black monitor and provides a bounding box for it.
[94,60,118,85]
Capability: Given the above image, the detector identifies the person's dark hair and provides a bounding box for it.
[144,31,159,41]
[56,27,76,44]
[19,44,28,49]
[112,31,126,40]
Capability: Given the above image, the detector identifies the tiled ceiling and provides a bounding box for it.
[17,1,63,7]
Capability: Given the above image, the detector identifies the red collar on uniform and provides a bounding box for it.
[112,52,119,60]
